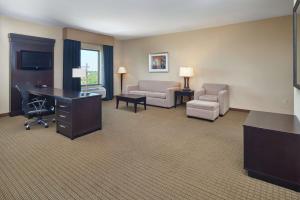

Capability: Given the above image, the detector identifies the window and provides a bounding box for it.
[80,49,100,85]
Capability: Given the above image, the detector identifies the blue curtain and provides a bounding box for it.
[63,39,81,91]
[103,45,114,100]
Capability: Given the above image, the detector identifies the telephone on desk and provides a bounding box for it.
[35,84,48,88]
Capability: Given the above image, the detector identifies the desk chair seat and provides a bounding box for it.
[15,84,55,130]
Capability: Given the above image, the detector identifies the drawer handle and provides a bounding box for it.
[59,125,66,129]
[59,105,67,108]
[59,115,66,118]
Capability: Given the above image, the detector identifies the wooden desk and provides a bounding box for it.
[243,111,300,191]
[28,88,102,139]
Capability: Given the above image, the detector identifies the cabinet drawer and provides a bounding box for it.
[57,121,72,139]
[56,110,71,123]
[56,99,72,112]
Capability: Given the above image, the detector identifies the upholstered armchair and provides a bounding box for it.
[194,83,229,115]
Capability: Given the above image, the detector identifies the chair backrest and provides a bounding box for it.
[203,83,229,95]
[138,80,180,92]
[15,84,31,114]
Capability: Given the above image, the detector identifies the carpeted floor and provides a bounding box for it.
[0,101,299,200]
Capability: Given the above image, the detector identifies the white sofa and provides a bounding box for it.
[126,80,180,108]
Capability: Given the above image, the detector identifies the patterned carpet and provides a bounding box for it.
[0,101,299,200]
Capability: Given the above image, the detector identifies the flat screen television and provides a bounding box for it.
[20,50,53,70]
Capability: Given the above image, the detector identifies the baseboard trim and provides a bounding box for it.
[0,113,9,118]
[230,108,250,113]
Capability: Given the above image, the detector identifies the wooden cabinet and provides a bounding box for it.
[55,96,102,140]
[243,111,300,191]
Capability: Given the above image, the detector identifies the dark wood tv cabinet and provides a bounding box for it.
[243,111,300,191]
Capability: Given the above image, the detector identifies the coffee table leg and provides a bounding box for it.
[134,103,137,113]
[126,102,129,107]
[174,95,177,108]
[144,100,146,110]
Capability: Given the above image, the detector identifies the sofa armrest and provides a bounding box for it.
[218,90,229,115]
[166,87,180,107]
[194,88,205,100]
[126,85,139,93]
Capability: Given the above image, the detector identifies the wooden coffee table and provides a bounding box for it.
[116,94,146,113]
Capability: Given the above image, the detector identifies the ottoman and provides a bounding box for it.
[186,100,219,121]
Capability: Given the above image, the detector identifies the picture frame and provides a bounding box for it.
[148,52,169,73]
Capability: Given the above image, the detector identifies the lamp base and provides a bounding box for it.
[183,77,191,92]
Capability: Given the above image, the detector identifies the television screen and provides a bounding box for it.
[20,50,53,70]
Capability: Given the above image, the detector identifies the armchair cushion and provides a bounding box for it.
[198,95,218,102]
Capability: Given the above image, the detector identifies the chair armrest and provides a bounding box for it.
[218,90,228,99]
[194,88,205,100]
[126,85,139,93]
[218,90,229,115]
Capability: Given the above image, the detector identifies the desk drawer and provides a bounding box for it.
[56,99,72,112]
[56,110,71,123]
[57,121,72,139]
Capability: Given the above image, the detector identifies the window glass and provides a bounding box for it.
[80,49,100,85]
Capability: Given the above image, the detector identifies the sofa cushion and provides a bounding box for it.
[128,90,147,96]
[138,80,180,93]
[187,100,219,111]
[198,95,218,102]
[146,92,166,99]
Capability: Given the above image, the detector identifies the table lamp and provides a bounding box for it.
[179,67,194,91]
[72,68,87,92]
[117,66,127,93]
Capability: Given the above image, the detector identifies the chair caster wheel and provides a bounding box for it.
[25,126,30,130]
[24,122,28,126]
[52,119,56,123]
[44,124,49,128]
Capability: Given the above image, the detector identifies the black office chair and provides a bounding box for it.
[15,84,54,130]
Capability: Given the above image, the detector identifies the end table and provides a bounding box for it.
[174,90,194,108]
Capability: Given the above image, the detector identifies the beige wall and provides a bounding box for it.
[120,16,293,114]
[0,16,63,114]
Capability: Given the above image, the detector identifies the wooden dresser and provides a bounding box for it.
[243,111,300,191]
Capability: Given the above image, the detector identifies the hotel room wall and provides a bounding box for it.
[120,16,293,114]
[0,16,63,114]
[0,16,122,114]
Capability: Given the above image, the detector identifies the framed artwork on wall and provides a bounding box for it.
[148,52,168,73]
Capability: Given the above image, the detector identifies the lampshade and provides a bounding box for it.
[117,66,127,74]
[179,67,194,77]
[72,68,86,78]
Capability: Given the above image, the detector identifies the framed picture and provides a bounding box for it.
[148,52,169,73]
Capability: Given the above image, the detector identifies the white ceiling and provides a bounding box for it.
[0,0,293,40]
